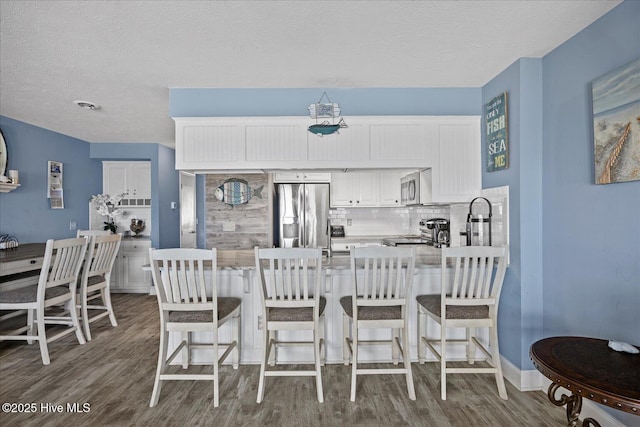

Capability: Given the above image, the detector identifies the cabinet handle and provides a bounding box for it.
[30,260,36,264]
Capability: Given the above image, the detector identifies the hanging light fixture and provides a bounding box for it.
[307,92,347,136]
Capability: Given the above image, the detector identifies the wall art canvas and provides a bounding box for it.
[592,57,640,184]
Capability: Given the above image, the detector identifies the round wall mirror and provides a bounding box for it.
[0,129,7,177]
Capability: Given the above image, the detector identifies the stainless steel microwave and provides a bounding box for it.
[400,170,431,205]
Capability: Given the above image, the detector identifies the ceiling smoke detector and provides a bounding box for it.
[73,100,100,110]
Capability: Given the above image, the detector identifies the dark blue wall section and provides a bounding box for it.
[0,116,102,243]
[170,87,482,117]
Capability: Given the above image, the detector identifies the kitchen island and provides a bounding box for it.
[153,246,483,365]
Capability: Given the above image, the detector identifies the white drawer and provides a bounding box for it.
[0,257,43,276]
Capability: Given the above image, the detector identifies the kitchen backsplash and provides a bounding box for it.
[449,186,509,247]
[329,205,450,236]
[330,185,509,248]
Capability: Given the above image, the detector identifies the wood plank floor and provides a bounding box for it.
[0,294,567,426]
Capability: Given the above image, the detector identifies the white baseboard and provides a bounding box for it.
[506,357,628,427]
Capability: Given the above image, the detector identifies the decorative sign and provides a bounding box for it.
[47,160,64,209]
[486,92,509,172]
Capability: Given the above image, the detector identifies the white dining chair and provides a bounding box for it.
[0,237,88,365]
[341,246,416,401]
[254,247,325,403]
[148,248,241,408]
[77,233,121,341]
[417,245,509,400]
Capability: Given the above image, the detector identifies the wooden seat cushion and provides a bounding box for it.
[167,297,241,323]
[267,296,326,322]
[416,294,489,319]
[0,285,69,304]
[339,296,401,320]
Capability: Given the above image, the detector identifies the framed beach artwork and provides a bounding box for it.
[592,57,640,184]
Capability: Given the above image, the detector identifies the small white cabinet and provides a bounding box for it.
[378,171,403,206]
[103,161,151,206]
[111,239,151,293]
[330,173,379,207]
[331,171,403,207]
[428,117,481,202]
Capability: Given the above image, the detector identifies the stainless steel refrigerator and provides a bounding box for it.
[274,183,329,250]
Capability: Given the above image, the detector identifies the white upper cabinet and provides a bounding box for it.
[428,117,481,202]
[103,161,151,207]
[273,172,331,183]
[330,173,356,207]
[331,171,404,208]
[378,171,403,206]
[173,116,460,170]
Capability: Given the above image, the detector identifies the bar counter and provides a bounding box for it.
[215,246,443,270]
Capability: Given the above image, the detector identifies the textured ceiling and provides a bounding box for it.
[0,0,621,146]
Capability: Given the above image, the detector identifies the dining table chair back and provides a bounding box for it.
[77,233,121,340]
[341,245,416,401]
[417,245,509,400]
[254,246,325,403]
[148,248,241,408]
[0,237,89,365]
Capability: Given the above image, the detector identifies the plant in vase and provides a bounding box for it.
[90,193,126,234]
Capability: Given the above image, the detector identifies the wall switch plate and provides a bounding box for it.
[69,220,77,231]
[223,221,236,232]
[347,218,352,226]
[170,201,177,209]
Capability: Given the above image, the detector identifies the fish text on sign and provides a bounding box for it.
[487,115,506,134]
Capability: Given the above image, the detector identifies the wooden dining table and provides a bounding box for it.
[530,336,640,426]
[0,243,46,290]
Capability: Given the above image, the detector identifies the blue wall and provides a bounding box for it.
[170,87,482,117]
[482,59,545,370]
[541,3,639,423]
[0,117,180,249]
[542,1,639,345]
[483,2,639,423]
[0,116,102,242]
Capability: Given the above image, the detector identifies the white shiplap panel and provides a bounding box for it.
[182,125,244,162]
[432,119,481,201]
[307,123,368,161]
[245,125,307,161]
[370,124,427,160]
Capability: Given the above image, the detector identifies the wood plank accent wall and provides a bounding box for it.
[205,173,271,249]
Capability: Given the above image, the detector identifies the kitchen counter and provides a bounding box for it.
[213,246,442,270]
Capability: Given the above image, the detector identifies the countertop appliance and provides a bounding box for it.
[400,170,432,205]
[419,218,450,248]
[382,236,427,246]
[274,183,330,251]
[463,197,492,246]
[330,225,345,237]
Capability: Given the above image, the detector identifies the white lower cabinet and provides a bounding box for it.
[111,240,151,293]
